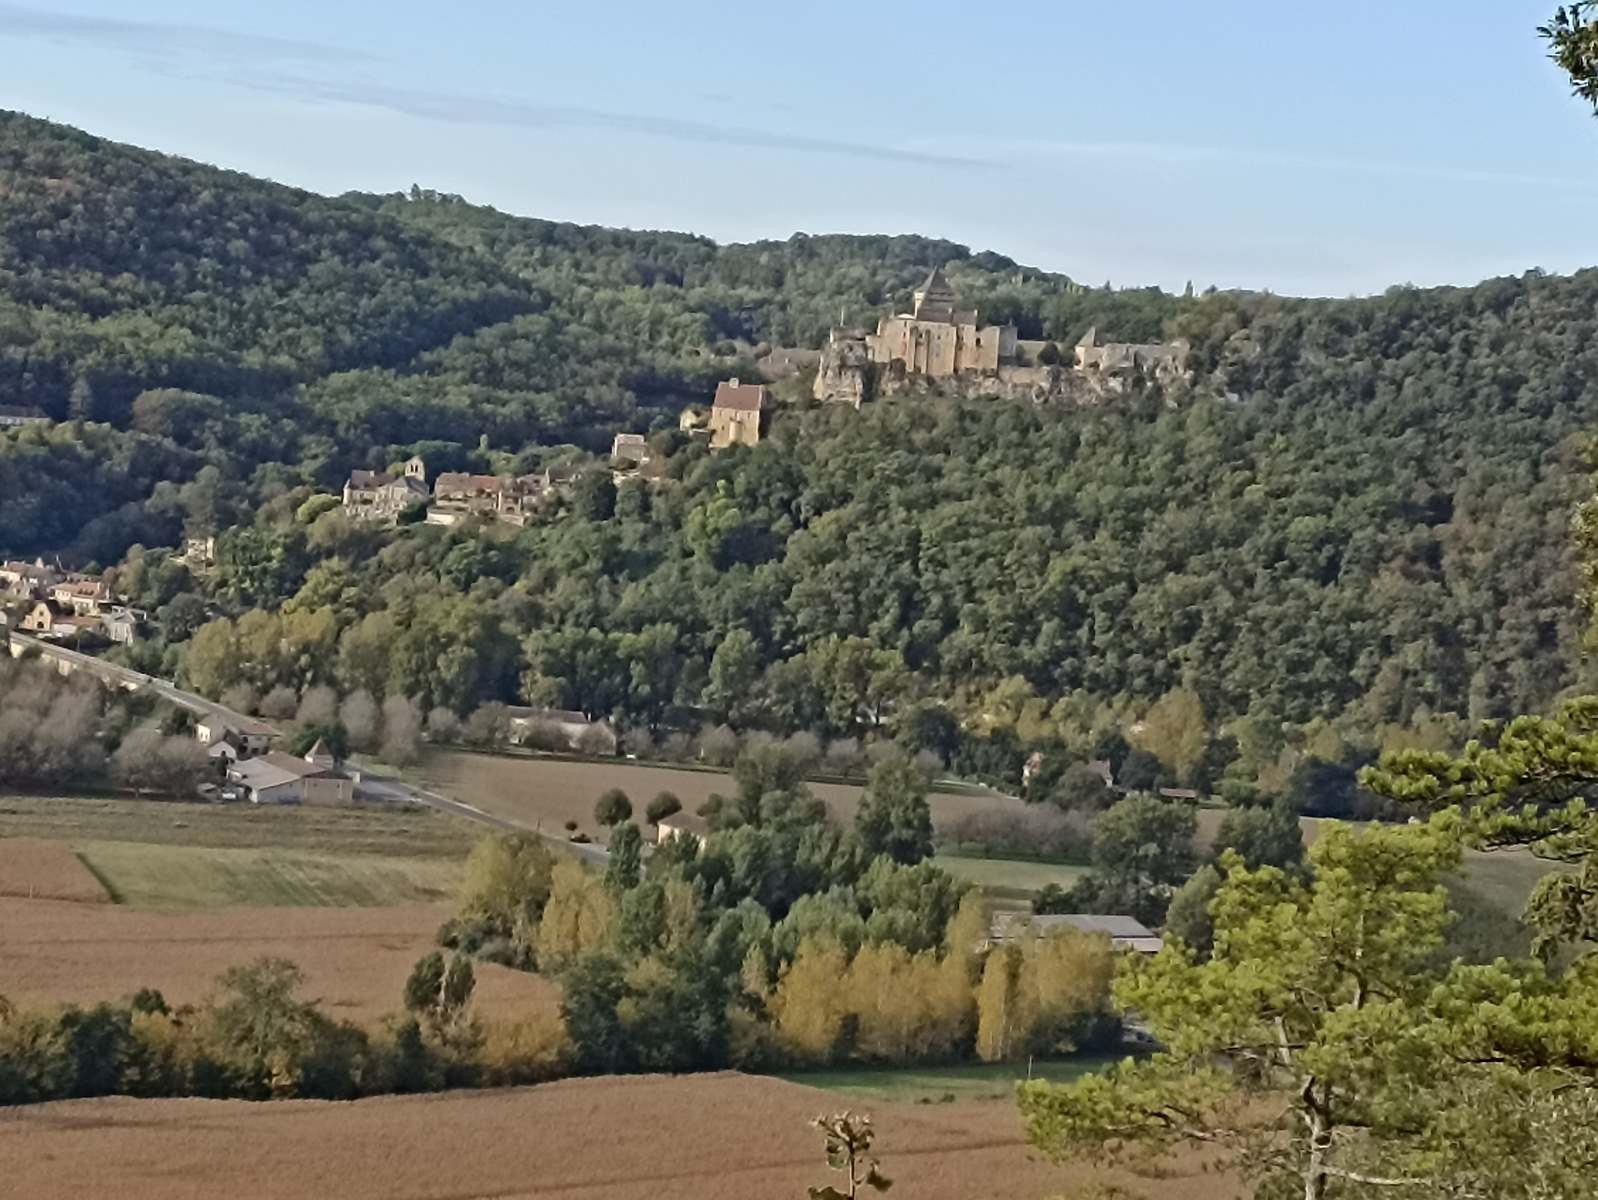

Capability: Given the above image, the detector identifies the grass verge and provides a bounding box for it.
[775,1055,1118,1104]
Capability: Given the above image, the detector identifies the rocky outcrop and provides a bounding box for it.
[812,332,874,407]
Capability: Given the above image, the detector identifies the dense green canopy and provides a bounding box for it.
[4,110,1597,741]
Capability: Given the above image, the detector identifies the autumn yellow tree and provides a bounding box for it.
[458,834,555,961]
[977,931,1116,1063]
[843,942,972,1063]
[1133,688,1208,785]
[975,943,1029,1062]
[536,860,618,972]
[771,935,852,1063]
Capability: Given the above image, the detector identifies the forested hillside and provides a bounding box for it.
[3,110,1597,764]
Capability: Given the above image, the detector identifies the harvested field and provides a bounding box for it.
[0,1072,1238,1200]
[421,750,1030,842]
[0,837,108,903]
[0,896,555,1024]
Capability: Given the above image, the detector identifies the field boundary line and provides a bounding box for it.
[73,851,124,904]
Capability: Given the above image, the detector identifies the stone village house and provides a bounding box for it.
[708,379,771,449]
[343,456,429,522]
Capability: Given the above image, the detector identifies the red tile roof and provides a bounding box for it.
[712,379,769,413]
[434,472,508,497]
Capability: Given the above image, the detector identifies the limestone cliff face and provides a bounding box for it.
[812,334,874,407]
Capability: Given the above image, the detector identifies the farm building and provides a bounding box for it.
[227,749,354,806]
[195,715,276,758]
[984,913,1164,955]
[506,707,618,755]
[655,812,709,849]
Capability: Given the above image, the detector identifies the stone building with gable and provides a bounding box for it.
[343,456,429,522]
[709,379,771,448]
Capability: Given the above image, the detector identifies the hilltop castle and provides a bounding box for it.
[866,266,1018,377]
[814,266,1190,405]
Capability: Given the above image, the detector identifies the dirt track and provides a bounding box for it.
[0,1072,1237,1200]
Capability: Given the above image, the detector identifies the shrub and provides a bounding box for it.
[478,1013,573,1086]
[462,703,510,750]
[593,788,633,828]
[425,706,462,743]
[698,724,740,766]
[575,725,615,757]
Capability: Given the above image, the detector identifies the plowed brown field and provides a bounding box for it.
[423,751,1030,841]
[0,1072,1237,1200]
[0,896,556,1023]
[0,837,108,903]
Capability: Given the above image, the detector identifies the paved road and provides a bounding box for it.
[357,769,610,865]
[9,628,609,863]
[7,629,268,732]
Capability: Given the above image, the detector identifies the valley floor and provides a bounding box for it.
[0,1072,1237,1200]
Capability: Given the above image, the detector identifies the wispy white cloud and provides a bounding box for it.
[237,74,988,169]
[0,3,984,169]
[0,2,368,65]
[922,136,1598,191]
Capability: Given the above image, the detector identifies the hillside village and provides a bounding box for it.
[0,557,143,646]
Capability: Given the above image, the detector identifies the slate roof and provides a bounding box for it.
[917,265,954,296]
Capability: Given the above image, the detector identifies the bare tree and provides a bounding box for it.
[220,684,258,716]
[296,684,338,727]
[698,724,740,767]
[380,695,423,766]
[463,703,510,749]
[259,685,298,720]
[426,706,462,743]
[340,689,380,753]
[111,727,168,795]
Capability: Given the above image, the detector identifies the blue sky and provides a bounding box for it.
[3,0,1596,295]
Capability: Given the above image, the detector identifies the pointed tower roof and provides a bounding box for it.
[305,737,337,768]
[918,265,953,295]
[912,265,958,321]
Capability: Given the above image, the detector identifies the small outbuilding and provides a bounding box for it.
[984,913,1164,955]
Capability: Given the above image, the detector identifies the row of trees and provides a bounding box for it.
[0,955,570,1106]
[440,747,1118,1075]
[0,657,206,797]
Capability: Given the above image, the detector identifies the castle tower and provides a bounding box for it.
[911,266,958,323]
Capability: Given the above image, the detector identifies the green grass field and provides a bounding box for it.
[933,855,1089,904]
[0,792,478,856]
[75,841,463,908]
[1458,847,1564,919]
[776,1056,1118,1104]
[0,793,479,909]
